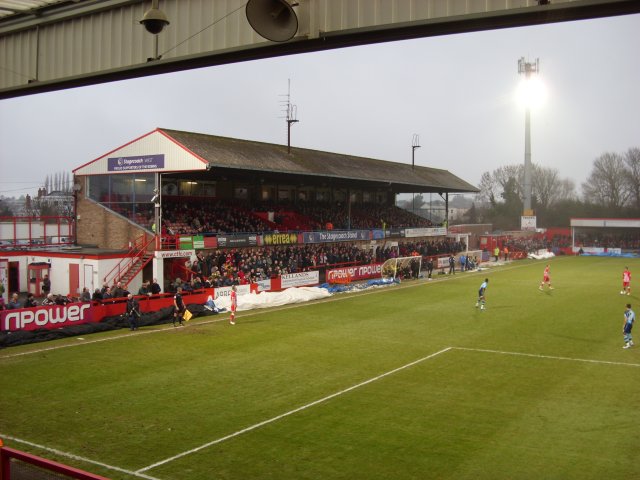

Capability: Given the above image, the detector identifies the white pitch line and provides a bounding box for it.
[136,346,453,473]
[453,346,640,368]
[0,329,166,359]
[0,433,163,480]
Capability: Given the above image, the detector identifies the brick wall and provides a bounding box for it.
[77,196,150,249]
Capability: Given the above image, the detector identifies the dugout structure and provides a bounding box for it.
[570,218,640,253]
[381,256,422,281]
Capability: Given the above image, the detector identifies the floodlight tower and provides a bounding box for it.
[280,79,298,154]
[412,134,421,214]
[412,134,421,170]
[518,57,539,215]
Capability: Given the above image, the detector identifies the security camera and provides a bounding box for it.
[140,6,170,34]
[150,188,160,204]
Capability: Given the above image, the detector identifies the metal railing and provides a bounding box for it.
[103,234,155,288]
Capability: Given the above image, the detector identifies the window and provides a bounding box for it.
[86,173,154,224]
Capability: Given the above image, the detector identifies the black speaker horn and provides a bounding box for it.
[246,0,299,42]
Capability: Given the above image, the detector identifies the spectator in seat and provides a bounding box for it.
[112,282,128,299]
[7,293,21,310]
[150,278,162,295]
[80,288,91,302]
[24,293,38,308]
[42,293,56,306]
[138,281,150,296]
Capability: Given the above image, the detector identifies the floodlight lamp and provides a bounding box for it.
[516,76,547,110]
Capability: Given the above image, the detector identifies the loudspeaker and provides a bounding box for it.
[246,0,298,42]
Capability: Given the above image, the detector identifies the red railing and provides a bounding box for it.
[1,443,109,480]
[103,234,155,287]
[160,233,179,250]
[0,215,74,248]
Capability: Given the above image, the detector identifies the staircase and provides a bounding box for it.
[104,235,155,290]
[118,251,154,288]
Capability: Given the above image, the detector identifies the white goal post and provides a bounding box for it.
[381,256,422,281]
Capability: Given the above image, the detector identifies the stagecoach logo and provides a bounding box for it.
[107,154,165,172]
[2,304,92,331]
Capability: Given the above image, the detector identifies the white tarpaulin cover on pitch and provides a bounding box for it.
[214,287,332,312]
[528,250,556,260]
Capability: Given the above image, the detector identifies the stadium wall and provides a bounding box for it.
[76,195,149,250]
[0,250,126,299]
[0,271,324,333]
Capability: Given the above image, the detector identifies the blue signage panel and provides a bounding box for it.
[107,154,165,172]
[303,230,371,244]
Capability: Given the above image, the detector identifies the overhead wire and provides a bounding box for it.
[158,2,247,58]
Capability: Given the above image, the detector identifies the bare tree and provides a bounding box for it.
[532,164,558,210]
[494,165,523,199]
[532,165,576,209]
[477,171,500,204]
[557,178,577,202]
[582,152,630,208]
[624,147,640,209]
[477,165,522,205]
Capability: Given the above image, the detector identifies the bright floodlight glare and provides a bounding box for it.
[516,76,547,110]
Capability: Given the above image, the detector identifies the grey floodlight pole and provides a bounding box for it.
[412,134,421,214]
[518,57,539,214]
[284,79,298,154]
[412,134,421,170]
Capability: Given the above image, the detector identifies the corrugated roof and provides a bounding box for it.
[160,129,479,194]
[0,0,70,20]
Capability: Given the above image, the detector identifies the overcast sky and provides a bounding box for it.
[0,12,638,198]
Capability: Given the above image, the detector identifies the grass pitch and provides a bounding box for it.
[1,256,639,479]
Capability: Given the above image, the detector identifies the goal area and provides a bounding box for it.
[381,256,422,281]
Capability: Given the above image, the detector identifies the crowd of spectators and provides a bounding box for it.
[390,238,466,259]
[162,199,274,235]
[502,237,550,253]
[502,232,640,253]
[0,236,469,310]
[0,291,75,310]
[162,238,467,291]
[574,233,640,250]
[165,243,376,291]
[159,198,435,236]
